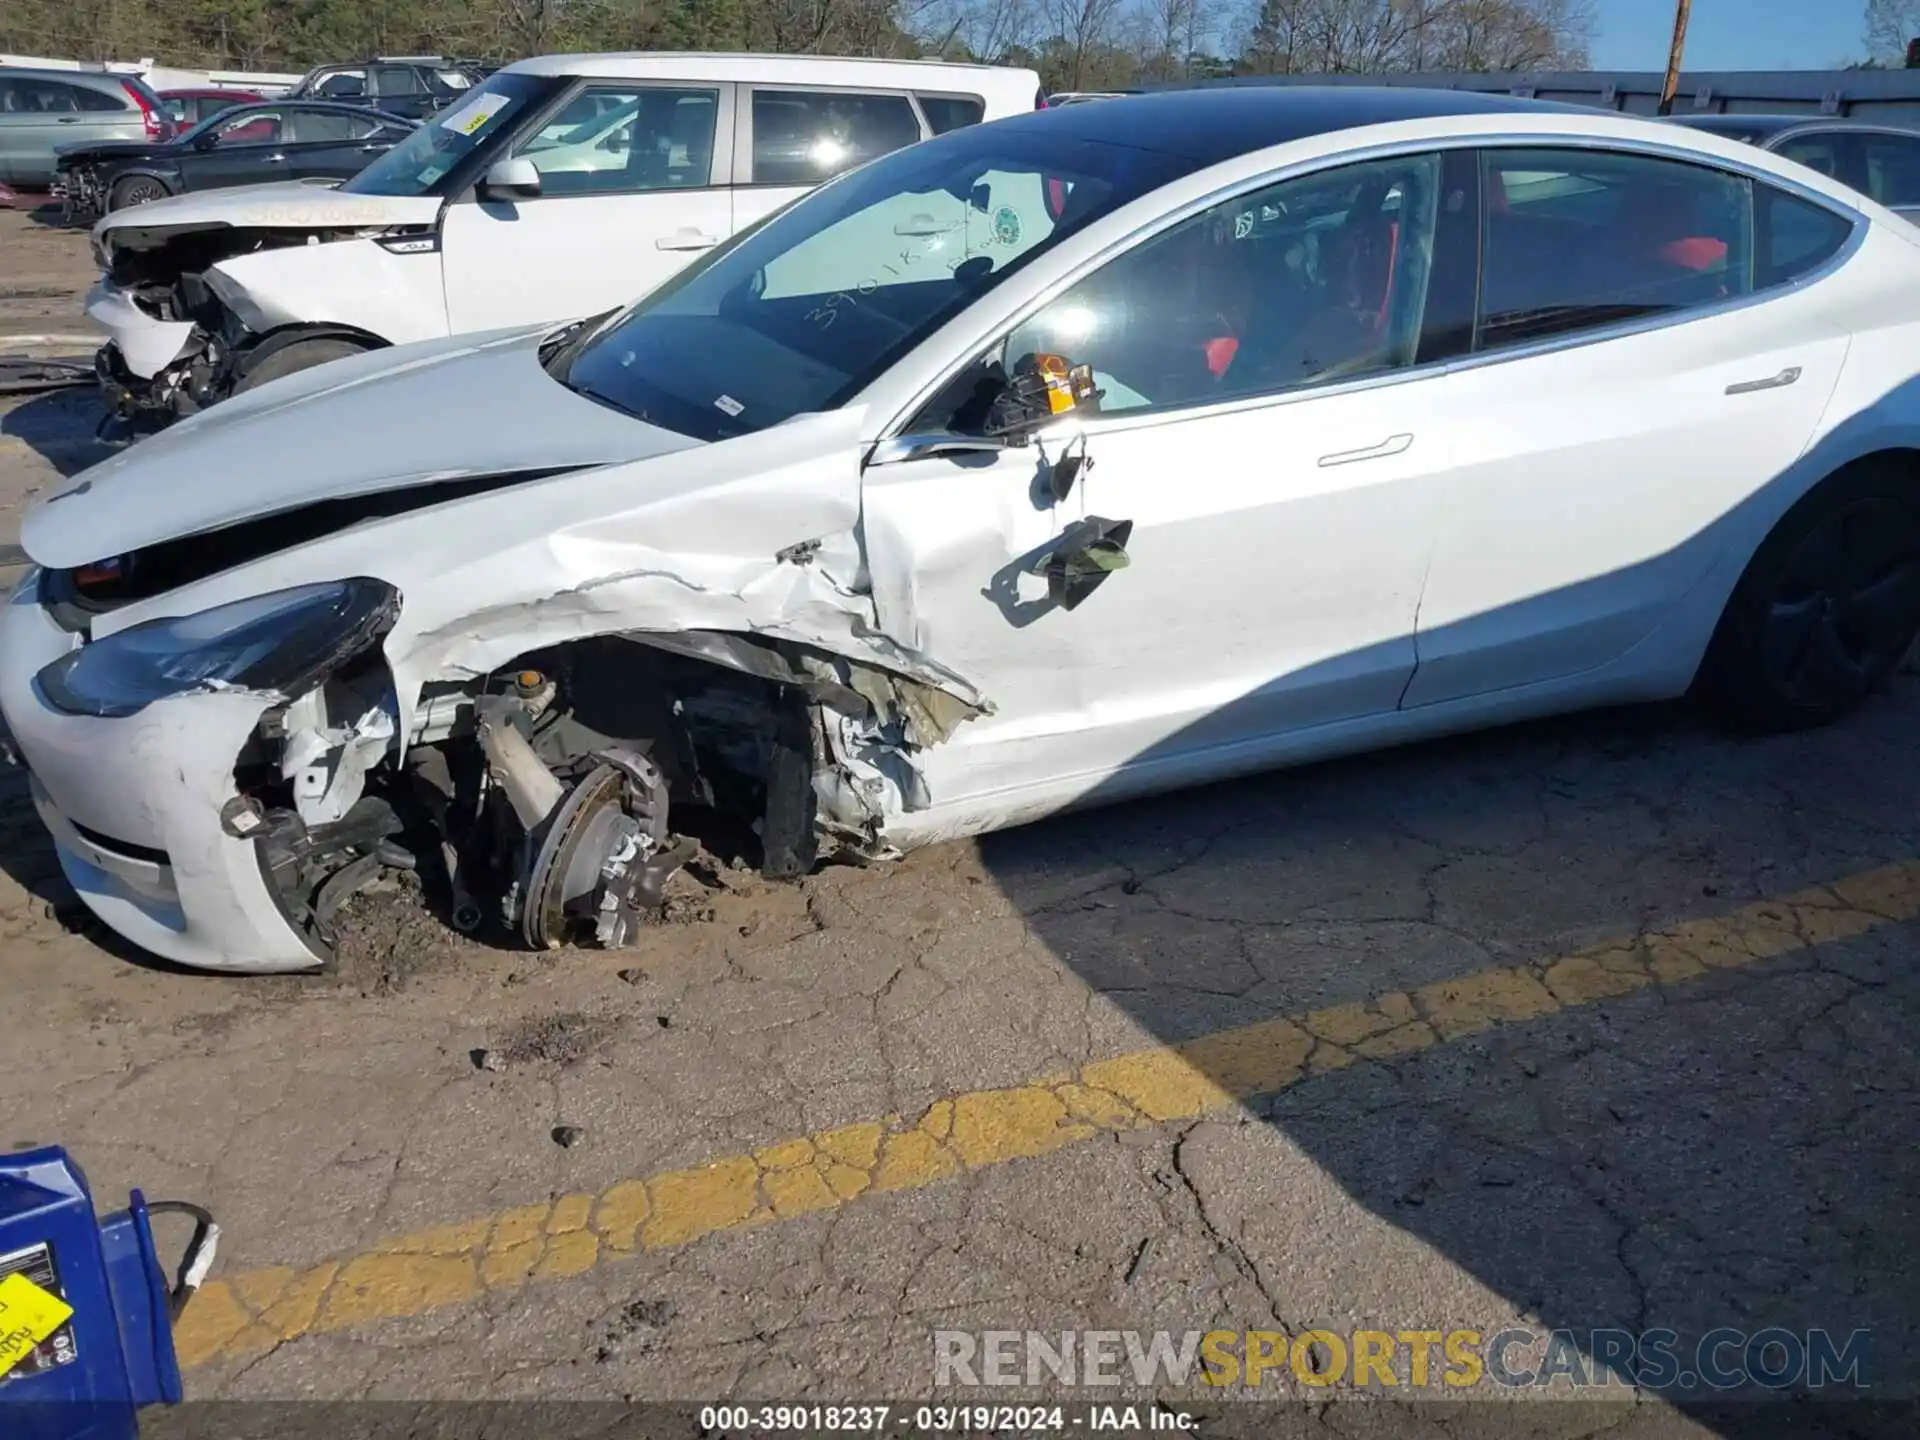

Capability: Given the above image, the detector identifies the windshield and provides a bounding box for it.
[344,72,554,197]
[558,126,1196,442]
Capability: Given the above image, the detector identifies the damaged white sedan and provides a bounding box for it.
[9,87,1920,972]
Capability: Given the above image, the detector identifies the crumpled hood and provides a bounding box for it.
[56,140,157,163]
[22,325,698,570]
[93,180,441,252]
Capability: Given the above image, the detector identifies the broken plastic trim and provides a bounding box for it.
[37,578,399,719]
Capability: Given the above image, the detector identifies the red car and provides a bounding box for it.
[157,88,265,129]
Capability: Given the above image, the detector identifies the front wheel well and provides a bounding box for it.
[238,323,389,370]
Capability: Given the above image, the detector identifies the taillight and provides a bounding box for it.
[119,79,168,142]
[1035,88,1048,110]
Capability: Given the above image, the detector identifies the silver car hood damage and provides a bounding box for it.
[22,332,990,844]
[92,182,442,259]
[24,327,689,568]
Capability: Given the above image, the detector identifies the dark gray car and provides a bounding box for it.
[0,66,172,186]
[1668,113,1920,224]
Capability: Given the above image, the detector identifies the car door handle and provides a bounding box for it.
[261,152,287,164]
[655,229,718,251]
[1318,433,1413,468]
[1725,366,1801,396]
[56,116,81,123]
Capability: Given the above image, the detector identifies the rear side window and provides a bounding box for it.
[1859,132,1920,208]
[289,109,379,143]
[5,78,83,113]
[750,90,921,186]
[1775,133,1844,182]
[1757,185,1852,288]
[1476,147,1751,352]
[73,84,126,113]
[917,94,985,134]
[373,66,419,98]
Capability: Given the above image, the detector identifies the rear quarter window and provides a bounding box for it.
[1757,185,1854,288]
[917,94,985,134]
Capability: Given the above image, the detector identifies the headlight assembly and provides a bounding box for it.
[36,578,399,720]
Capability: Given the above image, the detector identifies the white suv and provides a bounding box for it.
[84,52,1044,428]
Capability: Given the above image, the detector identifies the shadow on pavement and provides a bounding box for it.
[965,379,1920,1431]
[0,385,114,478]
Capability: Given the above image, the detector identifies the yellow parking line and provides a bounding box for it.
[171,859,1920,1368]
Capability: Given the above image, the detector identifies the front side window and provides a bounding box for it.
[344,72,558,197]
[750,90,922,185]
[978,152,1442,417]
[314,69,368,99]
[1477,148,1751,351]
[557,128,1197,442]
[514,86,718,196]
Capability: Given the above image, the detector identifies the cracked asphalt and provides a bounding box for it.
[1,207,1917,1438]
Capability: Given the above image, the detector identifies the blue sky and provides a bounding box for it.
[1589,0,1866,71]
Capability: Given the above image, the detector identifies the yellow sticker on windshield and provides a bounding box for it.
[0,1272,75,1381]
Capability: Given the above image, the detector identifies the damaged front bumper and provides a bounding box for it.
[0,581,325,972]
[85,280,231,429]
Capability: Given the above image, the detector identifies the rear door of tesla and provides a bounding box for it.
[1405,145,1855,709]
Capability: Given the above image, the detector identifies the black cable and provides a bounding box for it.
[145,1200,218,1320]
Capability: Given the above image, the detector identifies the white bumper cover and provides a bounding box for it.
[0,579,323,973]
[85,279,198,379]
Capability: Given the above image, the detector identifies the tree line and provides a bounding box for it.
[0,0,1597,94]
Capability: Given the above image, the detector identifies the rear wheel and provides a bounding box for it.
[1701,459,1920,731]
[232,337,367,395]
[107,175,170,211]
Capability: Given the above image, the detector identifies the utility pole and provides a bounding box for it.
[1658,0,1692,116]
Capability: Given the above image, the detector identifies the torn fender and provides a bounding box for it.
[74,405,990,751]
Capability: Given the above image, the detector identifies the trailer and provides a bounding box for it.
[1177,68,1920,127]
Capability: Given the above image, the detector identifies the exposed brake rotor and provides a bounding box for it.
[520,747,694,950]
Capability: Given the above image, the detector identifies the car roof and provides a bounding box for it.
[0,65,131,89]
[500,51,1040,87]
[1667,113,1825,139]
[161,87,262,98]
[984,85,1596,163]
[208,98,418,121]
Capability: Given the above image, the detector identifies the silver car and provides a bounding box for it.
[0,67,172,187]
[1667,113,1920,225]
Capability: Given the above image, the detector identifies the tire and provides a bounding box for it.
[1700,458,1920,732]
[107,174,171,211]
[231,337,367,396]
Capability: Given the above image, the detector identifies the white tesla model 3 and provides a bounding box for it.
[6,87,1919,973]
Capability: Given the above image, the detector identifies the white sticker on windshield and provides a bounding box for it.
[415,161,450,186]
[436,90,510,136]
[714,394,744,417]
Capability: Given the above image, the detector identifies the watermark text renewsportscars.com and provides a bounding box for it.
[934,1327,1872,1391]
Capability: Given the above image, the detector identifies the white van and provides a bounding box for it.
[85,52,1045,427]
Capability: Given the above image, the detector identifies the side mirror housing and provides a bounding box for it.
[481,156,541,199]
[192,130,222,151]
